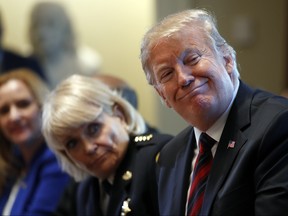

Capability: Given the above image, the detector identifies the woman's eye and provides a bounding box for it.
[0,105,9,115]
[16,99,33,109]
[66,139,78,150]
[87,122,101,137]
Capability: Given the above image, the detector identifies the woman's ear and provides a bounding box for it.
[112,104,126,121]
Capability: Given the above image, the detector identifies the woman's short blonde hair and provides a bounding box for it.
[42,74,147,181]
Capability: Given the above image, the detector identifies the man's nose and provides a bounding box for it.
[176,64,194,87]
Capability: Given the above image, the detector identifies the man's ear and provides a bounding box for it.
[223,54,234,75]
[154,86,172,108]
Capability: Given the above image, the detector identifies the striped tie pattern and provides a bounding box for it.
[187,133,216,216]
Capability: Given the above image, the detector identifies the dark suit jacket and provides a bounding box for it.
[157,81,288,216]
[0,49,45,80]
[54,133,172,216]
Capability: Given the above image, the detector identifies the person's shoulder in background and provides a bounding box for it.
[1,48,45,80]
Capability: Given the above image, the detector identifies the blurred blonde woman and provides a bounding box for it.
[42,74,172,216]
[0,69,70,215]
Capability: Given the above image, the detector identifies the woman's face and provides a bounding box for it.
[0,79,41,146]
[63,110,130,180]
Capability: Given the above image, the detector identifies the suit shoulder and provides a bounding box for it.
[253,89,288,109]
[250,90,288,127]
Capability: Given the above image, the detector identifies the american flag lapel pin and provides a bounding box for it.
[227,140,235,149]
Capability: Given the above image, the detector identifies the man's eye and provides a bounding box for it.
[159,70,174,84]
[184,55,200,66]
[66,139,78,150]
[87,123,101,137]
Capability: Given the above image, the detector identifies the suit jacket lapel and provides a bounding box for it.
[160,126,196,215]
[177,131,196,214]
[202,81,254,215]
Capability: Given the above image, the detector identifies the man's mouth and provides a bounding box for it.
[177,81,207,100]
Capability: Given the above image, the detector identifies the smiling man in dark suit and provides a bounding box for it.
[140,9,288,216]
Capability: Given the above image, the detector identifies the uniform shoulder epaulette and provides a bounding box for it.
[134,134,153,143]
